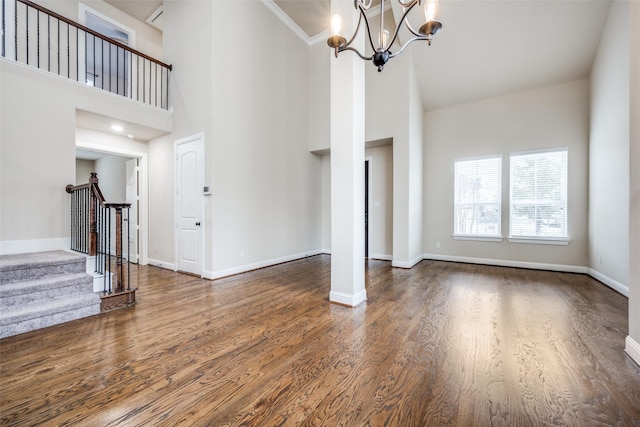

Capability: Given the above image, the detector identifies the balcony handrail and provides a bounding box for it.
[18,0,172,71]
[3,0,172,109]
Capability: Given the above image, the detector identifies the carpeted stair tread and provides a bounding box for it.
[0,251,86,285]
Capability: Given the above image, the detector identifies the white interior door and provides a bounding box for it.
[125,158,139,263]
[175,137,204,276]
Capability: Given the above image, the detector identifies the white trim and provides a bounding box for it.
[509,146,570,157]
[454,235,503,242]
[369,253,393,261]
[330,289,367,307]
[260,0,311,45]
[147,258,176,271]
[309,30,330,46]
[0,238,70,255]
[587,268,629,297]
[625,336,640,367]
[204,250,323,280]
[75,141,150,265]
[392,255,424,269]
[422,253,587,274]
[508,237,570,246]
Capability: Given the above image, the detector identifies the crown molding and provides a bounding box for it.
[261,0,312,45]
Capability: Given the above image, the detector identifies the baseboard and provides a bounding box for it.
[204,249,324,280]
[0,238,70,255]
[625,336,640,367]
[422,253,587,274]
[587,268,629,297]
[147,258,176,271]
[392,255,425,269]
[329,289,367,307]
[369,253,393,261]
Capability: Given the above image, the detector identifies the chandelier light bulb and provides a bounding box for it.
[424,0,439,22]
[331,14,342,36]
[379,29,390,49]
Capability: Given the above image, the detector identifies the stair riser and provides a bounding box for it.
[0,305,100,339]
[0,261,86,285]
[1,282,94,307]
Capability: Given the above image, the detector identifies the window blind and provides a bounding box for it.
[509,149,568,238]
[454,156,502,237]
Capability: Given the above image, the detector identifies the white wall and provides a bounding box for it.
[76,159,95,185]
[94,155,128,203]
[309,40,330,153]
[156,1,323,277]
[320,144,394,259]
[423,79,590,269]
[0,59,169,254]
[365,51,424,267]
[366,145,393,259]
[589,1,630,292]
[626,0,639,365]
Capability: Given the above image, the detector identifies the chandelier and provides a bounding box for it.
[327,0,443,72]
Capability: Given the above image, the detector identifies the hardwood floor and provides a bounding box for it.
[1,256,639,426]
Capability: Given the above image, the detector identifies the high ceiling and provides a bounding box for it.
[102,0,611,112]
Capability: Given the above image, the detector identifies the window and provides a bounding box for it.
[509,149,568,240]
[454,156,502,238]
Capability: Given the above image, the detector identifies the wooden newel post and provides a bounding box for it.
[89,173,99,257]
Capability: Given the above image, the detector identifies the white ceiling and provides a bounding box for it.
[101,0,610,114]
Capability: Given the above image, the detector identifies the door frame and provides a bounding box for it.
[75,141,149,265]
[174,133,205,276]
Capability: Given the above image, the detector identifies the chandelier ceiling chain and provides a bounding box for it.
[327,0,443,72]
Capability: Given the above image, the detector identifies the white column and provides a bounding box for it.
[329,0,367,306]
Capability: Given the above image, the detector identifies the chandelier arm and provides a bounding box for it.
[356,3,381,54]
[387,35,428,58]
[396,0,420,8]
[358,0,373,11]
[341,6,376,55]
[340,46,375,61]
[387,2,420,49]
[403,13,425,38]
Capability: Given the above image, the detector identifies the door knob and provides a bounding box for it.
[195,222,201,226]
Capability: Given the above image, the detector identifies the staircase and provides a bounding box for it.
[0,251,101,339]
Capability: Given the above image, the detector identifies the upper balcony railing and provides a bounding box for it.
[1,0,172,109]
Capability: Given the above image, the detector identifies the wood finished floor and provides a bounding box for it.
[1,256,639,426]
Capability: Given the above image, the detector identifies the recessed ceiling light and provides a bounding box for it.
[111,124,124,132]
[127,134,134,139]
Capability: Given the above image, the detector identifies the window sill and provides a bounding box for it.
[508,237,570,246]
[453,235,503,242]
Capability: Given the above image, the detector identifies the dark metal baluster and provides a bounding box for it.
[14,0,17,61]
[107,42,110,92]
[115,44,119,95]
[127,206,130,291]
[25,3,28,64]
[2,0,5,58]
[36,9,40,68]
[47,13,50,71]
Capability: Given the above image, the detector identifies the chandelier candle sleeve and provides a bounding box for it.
[327,0,443,72]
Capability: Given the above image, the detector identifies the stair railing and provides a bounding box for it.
[66,173,131,295]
